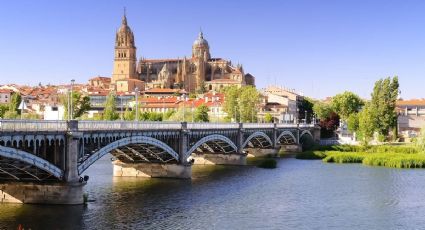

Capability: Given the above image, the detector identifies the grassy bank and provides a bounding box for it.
[296,144,425,169]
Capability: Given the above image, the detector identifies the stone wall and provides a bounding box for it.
[280,144,302,153]
[113,160,191,179]
[189,153,246,165]
[245,148,279,157]
[0,182,84,204]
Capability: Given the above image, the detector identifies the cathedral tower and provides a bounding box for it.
[112,11,137,84]
[192,31,210,60]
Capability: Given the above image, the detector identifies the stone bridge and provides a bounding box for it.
[0,120,319,204]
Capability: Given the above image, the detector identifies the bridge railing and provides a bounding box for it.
[0,120,316,132]
[0,120,68,132]
[242,123,274,129]
[187,122,239,130]
[77,121,182,131]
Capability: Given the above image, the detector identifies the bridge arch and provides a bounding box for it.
[300,130,313,139]
[78,136,179,175]
[277,131,297,144]
[0,145,63,179]
[242,132,273,149]
[185,134,237,160]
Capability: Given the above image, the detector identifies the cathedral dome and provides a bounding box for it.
[193,31,209,47]
[116,13,135,47]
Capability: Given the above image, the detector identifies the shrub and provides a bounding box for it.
[322,152,366,163]
[295,151,326,160]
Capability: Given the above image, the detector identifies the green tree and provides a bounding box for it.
[298,97,315,123]
[347,113,359,133]
[264,113,273,123]
[9,93,21,113]
[222,86,240,121]
[147,112,163,121]
[358,103,376,144]
[166,107,193,121]
[103,92,119,120]
[369,76,399,139]
[123,106,135,121]
[3,93,21,119]
[222,86,260,122]
[331,91,364,121]
[0,104,8,118]
[61,92,91,120]
[238,86,260,122]
[163,110,176,120]
[194,104,209,122]
[416,127,425,152]
[313,101,333,120]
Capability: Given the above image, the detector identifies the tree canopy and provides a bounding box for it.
[223,86,260,122]
[102,92,119,120]
[61,92,91,120]
[331,91,363,121]
[194,104,209,122]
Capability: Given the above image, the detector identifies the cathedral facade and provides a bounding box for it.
[111,13,255,93]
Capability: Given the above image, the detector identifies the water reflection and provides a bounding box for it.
[2,156,425,229]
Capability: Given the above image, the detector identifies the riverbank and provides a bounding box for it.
[296,144,425,168]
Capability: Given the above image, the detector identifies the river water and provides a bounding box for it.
[1,155,425,229]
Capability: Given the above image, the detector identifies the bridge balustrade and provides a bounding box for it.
[187,122,239,130]
[0,120,68,132]
[77,121,182,131]
[242,123,275,129]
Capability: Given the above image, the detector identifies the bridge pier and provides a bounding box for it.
[280,144,303,153]
[189,153,247,165]
[0,182,84,204]
[112,160,191,179]
[245,148,279,158]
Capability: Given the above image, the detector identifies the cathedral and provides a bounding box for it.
[111,12,255,93]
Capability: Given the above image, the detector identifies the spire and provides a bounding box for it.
[122,7,127,25]
[199,27,203,39]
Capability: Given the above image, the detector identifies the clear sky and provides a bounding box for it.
[0,0,424,99]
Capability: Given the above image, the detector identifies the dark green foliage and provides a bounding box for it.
[300,134,315,151]
[138,111,163,121]
[295,151,327,160]
[0,104,7,118]
[194,104,209,122]
[298,97,315,123]
[264,113,273,123]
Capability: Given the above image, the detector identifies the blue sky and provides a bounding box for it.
[0,0,424,99]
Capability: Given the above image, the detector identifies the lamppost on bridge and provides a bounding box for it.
[182,93,186,122]
[134,87,139,121]
[120,95,123,120]
[70,79,75,120]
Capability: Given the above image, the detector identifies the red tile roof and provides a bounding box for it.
[397,99,425,106]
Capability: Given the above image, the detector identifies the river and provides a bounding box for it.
[1,155,425,229]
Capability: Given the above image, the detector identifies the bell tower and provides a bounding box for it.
[112,10,137,84]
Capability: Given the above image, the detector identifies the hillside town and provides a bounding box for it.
[0,12,424,140]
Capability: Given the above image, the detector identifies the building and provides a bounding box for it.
[0,89,12,104]
[110,12,254,93]
[397,99,425,137]
[258,86,302,123]
[88,76,111,89]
